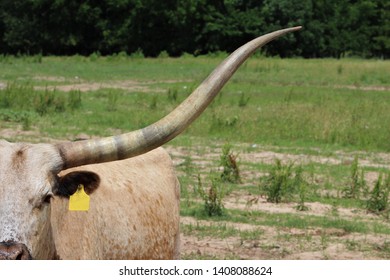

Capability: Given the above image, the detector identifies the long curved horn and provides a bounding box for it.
[57,26,302,169]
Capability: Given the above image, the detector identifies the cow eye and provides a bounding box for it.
[43,192,54,204]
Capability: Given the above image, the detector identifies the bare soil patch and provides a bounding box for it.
[33,76,68,82]
[31,77,193,93]
[165,144,390,259]
[334,85,390,91]
[35,81,160,93]
[0,127,37,139]
[180,216,386,259]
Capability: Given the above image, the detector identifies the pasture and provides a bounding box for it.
[0,54,389,259]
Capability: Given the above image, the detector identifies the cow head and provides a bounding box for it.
[0,142,100,259]
[0,27,301,259]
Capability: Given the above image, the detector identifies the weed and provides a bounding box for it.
[366,173,390,214]
[210,114,239,133]
[226,116,238,127]
[0,109,32,129]
[337,64,343,75]
[343,156,366,199]
[34,90,62,115]
[295,166,310,211]
[330,201,339,217]
[54,95,67,113]
[239,229,264,241]
[179,177,191,208]
[375,241,390,258]
[320,232,329,250]
[219,144,241,183]
[181,223,239,239]
[260,159,306,203]
[178,156,194,175]
[197,174,225,217]
[345,239,361,251]
[68,90,82,110]
[21,114,31,130]
[0,83,82,116]
[33,94,47,116]
[107,91,120,111]
[149,96,158,109]
[238,92,250,107]
[0,83,32,109]
[167,88,178,103]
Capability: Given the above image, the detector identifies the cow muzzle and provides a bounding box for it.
[0,241,32,260]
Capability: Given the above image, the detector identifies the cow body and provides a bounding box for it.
[52,147,180,259]
[0,141,179,259]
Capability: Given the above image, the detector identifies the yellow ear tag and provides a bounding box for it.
[69,184,90,211]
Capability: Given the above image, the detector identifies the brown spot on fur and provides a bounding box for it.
[11,148,26,170]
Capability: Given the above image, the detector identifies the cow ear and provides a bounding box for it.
[55,171,100,198]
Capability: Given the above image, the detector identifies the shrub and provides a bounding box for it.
[295,166,310,211]
[167,88,178,103]
[220,144,241,183]
[129,49,144,59]
[260,159,307,204]
[197,175,225,217]
[149,96,158,109]
[366,173,390,214]
[238,92,250,107]
[34,90,57,115]
[107,91,120,111]
[343,156,367,199]
[68,90,82,110]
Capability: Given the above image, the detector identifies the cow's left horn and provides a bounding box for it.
[57,26,302,169]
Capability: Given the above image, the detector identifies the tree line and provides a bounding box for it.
[0,0,388,58]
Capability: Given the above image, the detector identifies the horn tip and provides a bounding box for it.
[290,26,303,31]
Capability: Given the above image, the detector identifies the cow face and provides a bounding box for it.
[0,142,63,259]
[0,141,99,259]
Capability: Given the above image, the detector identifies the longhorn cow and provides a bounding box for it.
[0,27,301,259]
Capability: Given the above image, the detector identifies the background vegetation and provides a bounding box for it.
[0,0,388,58]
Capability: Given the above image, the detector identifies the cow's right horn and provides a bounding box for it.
[57,26,302,169]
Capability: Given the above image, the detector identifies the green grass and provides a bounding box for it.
[180,202,390,235]
[182,223,245,239]
[181,222,264,244]
[1,55,389,151]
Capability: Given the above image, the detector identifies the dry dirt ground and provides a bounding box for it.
[32,76,191,93]
[165,145,390,260]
